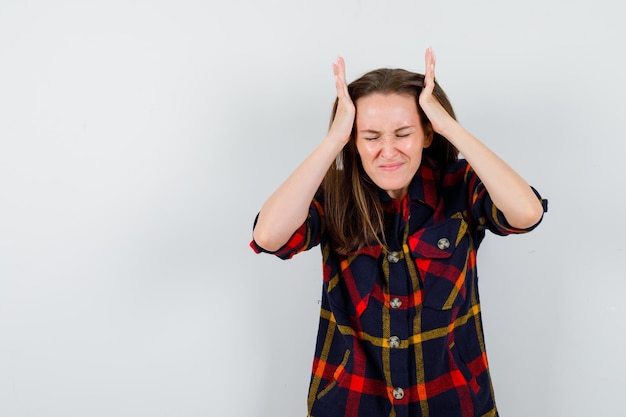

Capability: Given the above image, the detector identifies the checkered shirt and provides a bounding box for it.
[251,159,547,417]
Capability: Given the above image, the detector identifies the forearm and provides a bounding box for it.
[443,122,544,229]
[418,48,543,229]
[253,134,344,251]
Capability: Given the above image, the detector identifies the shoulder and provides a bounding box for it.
[444,158,470,175]
[440,158,474,188]
[313,187,326,209]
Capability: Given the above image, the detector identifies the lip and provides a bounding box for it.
[379,162,403,172]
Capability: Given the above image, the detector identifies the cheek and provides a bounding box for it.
[405,138,426,154]
[356,140,376,158]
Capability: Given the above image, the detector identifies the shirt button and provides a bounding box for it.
[437,237,450,250]
[387,251,400,263]
[389,298,402,309]
[392,387,405,400]
[389,336,400,348]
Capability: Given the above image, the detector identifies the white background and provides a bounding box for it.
[1,1,624,416]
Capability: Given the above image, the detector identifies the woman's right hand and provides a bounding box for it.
[328,56,356,146]
[252,56,356,251]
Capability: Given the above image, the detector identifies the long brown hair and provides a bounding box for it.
[322,68,458,254]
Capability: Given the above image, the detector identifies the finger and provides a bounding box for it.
[333,56,350,99]
[335,73,345,99]
[337,56,349,91]
[423,47,436,94]
[332,61,342,95]
[333,64,344,98]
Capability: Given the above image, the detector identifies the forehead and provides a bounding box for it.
[355,93,419,126]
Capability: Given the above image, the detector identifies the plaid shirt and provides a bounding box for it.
[251,159,547,417]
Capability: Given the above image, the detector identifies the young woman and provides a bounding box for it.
[250,48,547,417]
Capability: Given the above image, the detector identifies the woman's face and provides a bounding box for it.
[355,93,431,199]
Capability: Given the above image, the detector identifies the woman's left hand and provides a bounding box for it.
[418,47,457,138]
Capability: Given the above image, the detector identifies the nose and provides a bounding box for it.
[379,135,398,159]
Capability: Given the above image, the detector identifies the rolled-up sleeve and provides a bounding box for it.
[465,164,548,236]
[249,198,324,260]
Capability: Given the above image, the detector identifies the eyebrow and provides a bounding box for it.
[358,125,415,134]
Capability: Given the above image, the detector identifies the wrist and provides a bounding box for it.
[323,131,350,150]
[437,119,465,145]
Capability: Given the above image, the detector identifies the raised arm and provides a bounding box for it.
[419,47,544,229]
[252,57,355,251]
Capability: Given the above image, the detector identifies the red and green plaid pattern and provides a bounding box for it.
[251,159,546,417]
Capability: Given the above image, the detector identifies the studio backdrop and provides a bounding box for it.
[0,1,624,416]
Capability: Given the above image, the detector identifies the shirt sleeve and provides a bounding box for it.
[249,196,324,260]
[464,162,548,236]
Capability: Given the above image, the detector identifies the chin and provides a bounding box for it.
[376,181,410,198]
